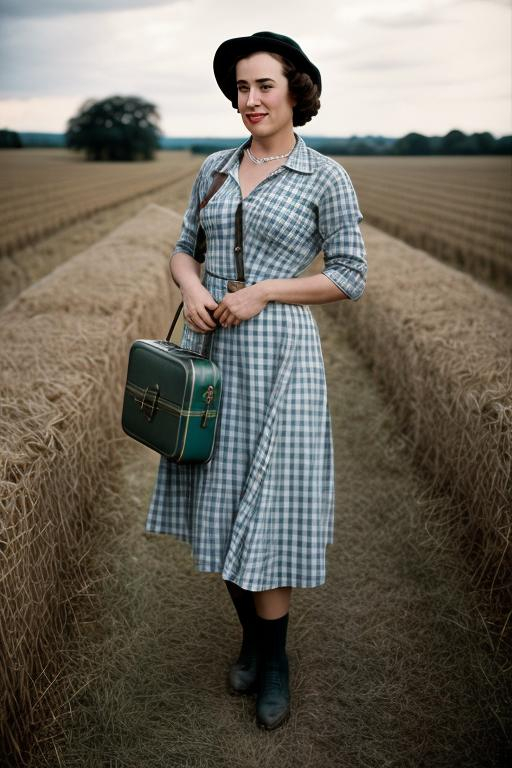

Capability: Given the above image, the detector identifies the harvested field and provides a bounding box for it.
[0,147,511,765]
[32,286,509,768]
[0,167,200,311]
[329,226,512,635]
[0,205,182,766]
[0,149,201,309]
[336,155,512,292]
[0,149,198,257]
[0,151,510,310]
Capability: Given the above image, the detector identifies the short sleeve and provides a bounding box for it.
[172,158,209,262]
[317,164,368,301]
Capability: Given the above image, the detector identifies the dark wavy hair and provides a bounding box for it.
[232,51,321,127]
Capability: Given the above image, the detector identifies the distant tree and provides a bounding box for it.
[350,139,375,155]
[472,131,495,153]
[439,129,469,154]
[392,132,431,155]
[495,135,512,155]
[65,95,162,161]
[190,142,230,154]
[0,128,22,148]
[461,134,482,154]
[317,141,350,156]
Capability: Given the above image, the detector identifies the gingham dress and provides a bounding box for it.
[145,132,367,591]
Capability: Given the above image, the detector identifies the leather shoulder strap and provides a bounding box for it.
[199,171,228,209]
[194,150,245,287]
[199,145,241,208]
[193,168,229,263]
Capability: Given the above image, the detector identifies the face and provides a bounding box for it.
[235,51,296,136]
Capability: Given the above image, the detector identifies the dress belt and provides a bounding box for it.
[205,268,235,281]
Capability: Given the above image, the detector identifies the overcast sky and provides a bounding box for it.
[0,0,510,138]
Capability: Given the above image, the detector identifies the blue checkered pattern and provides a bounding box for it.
[145,132,368,591]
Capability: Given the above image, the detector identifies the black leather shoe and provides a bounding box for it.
[256,654,290,730]
[229,650,258,695]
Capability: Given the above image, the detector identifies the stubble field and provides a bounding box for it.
[0,147,510,767]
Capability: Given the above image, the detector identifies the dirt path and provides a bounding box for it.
[42,301,507,768]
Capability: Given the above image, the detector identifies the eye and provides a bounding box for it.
[237,84,272,91]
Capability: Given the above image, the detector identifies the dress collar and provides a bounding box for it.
[214,131,313,176]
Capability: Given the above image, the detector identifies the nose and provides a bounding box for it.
[246,87,261,107]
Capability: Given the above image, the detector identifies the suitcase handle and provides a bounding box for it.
[166,301,216,360]
[166,301,185,342]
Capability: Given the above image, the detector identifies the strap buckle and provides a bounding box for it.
[227,280,246,292]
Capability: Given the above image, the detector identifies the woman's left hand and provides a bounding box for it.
[213,282,269,327]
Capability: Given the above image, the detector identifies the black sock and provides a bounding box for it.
[256,612,289,663]
[224,580,257,659]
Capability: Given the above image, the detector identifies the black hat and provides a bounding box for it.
[213,31,322,109]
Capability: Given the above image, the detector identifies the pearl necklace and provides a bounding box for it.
[246,137,297,165]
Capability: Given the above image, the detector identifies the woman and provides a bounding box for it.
[146,31,368,731]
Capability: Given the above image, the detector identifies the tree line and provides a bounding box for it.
[190,130,511,156]
[1,94,510,157]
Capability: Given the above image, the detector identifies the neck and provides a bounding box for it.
[249,129,296,158]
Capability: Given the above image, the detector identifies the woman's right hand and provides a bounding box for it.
[181,283,220,334]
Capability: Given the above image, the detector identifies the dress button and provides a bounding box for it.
[234,246,241,253]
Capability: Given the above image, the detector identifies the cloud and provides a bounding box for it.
[361,0,511,28]
[362,1,457,28]
[0,0,509,137]
[363,11,449,27]
[0,2,193,100]
[455,0,512,6]
[343,56,430,71]
[0,0,181,18]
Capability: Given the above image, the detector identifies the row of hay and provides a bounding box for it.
[0,204,182,765]
[363,211,512,293]
[0,166,197,258]
[338,156,512,295]
[329,224,512,641]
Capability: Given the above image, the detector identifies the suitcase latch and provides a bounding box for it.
[201,385,215,428]
[139,384,160,422]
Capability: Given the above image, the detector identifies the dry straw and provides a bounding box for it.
[0,204,181,764]
[1,201,510,760]
[329,225,512,641]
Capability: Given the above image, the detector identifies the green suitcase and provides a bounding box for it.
[121,303,222,464]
